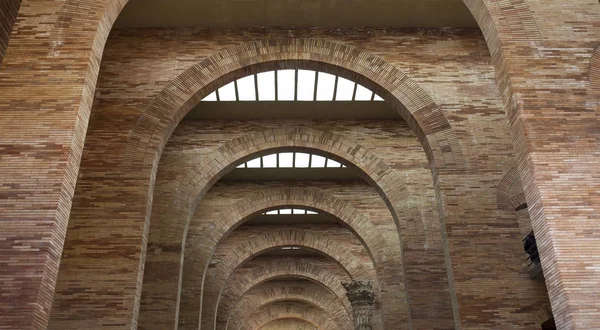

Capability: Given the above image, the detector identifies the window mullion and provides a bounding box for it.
[313,72,319,101]
[332,76,339,101]
[294,69,298,101]
[234,80,240,101]
[275,71,279,101]
[254,74,259,101]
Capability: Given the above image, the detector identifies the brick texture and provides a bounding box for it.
[227,280,354,330]
[239,300,338,330]
[0,1,597,329]
[55,28,548,330]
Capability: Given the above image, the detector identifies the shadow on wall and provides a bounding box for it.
[0,0,21,67]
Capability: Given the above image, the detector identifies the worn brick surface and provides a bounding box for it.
[259,318,318,330]
[0,1,126,329]
[218,256,360,330]
[56,28,547,330]
[238,299,339,330]
[177,182,401,330]
[0,1,598,329]
[147,118,453,330]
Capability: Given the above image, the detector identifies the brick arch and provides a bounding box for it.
[148,128,426,330]
[210,229,373,281]
[205,229,377,329]
[240,302,338,330]
[3,0,556,329]
[217,259,350,330]
[259,318,317,330]
[236,298,343,330]
[226,284,353,330]
[460,0,541,127]
[497,167,526,210]
[204,229,377,324]
[191,188,406,330]
[161,127,423,242]
[122,40,466,177]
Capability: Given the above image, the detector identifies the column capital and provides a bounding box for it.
[342,280,375,307]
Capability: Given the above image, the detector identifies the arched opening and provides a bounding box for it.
[1,1,596,330]
[53,38,542,330]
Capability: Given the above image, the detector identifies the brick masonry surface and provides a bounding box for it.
[0,1,598,329]
[54,28,549,330]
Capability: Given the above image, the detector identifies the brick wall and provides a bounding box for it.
[0,1,598,329]
[147,117,451,330]
[47,27,552,329]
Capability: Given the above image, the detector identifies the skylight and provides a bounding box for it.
[236,152,348,169]
[262,208,319,215]
[297,70,316,101]
[218,81,237,101]
[277,70,295,101]
[236,75,256,101]
[202,70,384,102]
[335,77,355,101]
[257,71,276,101]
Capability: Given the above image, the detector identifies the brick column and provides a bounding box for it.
[343,280,375,330]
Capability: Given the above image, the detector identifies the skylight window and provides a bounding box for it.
[297,70,316,101]
[279,152,294,168]
[354,84,373,101]
[257,71,276,101]
[247,157,261,168]
[326,159,342,168]
[316,72,336,101]
[262,154,277,168]
[236,152,348,169]
[236,75,256,101]
[295,153,310,168]
[201,70,383,102]
[310,155,326,168]
[262,208,320,215]
[335,77,355,101]
[203,91,218,101]
[277,70,295,101]
[218,81,237,101]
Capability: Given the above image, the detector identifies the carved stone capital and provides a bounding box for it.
[342,280,375,330]
[342,280,375,307]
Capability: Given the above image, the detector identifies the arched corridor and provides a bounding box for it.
[1,1,598,330]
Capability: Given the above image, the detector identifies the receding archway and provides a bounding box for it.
[216,258,350,328]
[140,129,450,330]
[227,287,352,330]
[227,281,353,330]
[259,318,318,330]
[171,188,405,330]
[240,301,338,330]
[1,1,574,330]
[199,228,378,330]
